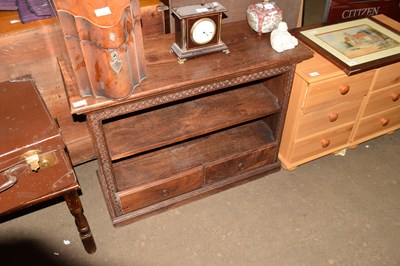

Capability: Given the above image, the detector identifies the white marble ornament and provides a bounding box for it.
[270,22,298,53]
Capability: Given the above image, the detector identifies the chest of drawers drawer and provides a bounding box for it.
[353,107,400,142]
[372,62,400,91]
[291,123,354,163]
[297,98,362,139]
[363,85,400,116]
[303,71,374,113]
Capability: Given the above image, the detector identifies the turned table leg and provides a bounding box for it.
[64,190,97,254]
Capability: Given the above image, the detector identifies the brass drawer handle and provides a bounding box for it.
[391,93,399,102]
[320,139,331,148]
[380,117,390,126]
[338,84,350,95]
[328,112,339,122]
[160,189,170,197]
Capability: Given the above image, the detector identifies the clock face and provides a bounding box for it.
[190,18,217,45]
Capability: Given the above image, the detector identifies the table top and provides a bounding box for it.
[63,20,313,115]
[0,11,56,36]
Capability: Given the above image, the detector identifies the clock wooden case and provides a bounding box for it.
[171,2,229,62]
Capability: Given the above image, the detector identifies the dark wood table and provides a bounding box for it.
[0,79,96,254]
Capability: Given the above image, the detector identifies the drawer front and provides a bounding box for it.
[363,85,400,117]
[303,71,374,113]
[354,107,400,141]
[118,167,203,213]
[204,145,276,185]
[291,124,353,162]
[372,62,400,91]
[0,149,77,215]
[297,98,362,139]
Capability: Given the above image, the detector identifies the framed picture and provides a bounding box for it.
[293,17,400,75]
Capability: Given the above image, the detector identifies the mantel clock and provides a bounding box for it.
[171,2,229,63]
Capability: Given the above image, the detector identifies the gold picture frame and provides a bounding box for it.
[293,17,400,75]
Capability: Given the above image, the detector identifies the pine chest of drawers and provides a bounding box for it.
[278,16,400,170]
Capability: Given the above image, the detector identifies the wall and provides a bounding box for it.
[168,0,303,29]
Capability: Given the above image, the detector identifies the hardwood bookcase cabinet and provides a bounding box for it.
[62,21,312,226]
[279,15,400,170]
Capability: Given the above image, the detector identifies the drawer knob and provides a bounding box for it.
[391,93,400,102]
[238,162,245,171]
[338,84,350,95]
[380,117,390,127]
[320,139,331,148]
[160,189,170,197]
[328,112,339,122]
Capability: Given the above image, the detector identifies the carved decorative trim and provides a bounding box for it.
[273,65,296,160]
[87,114,123,216]
[92,66,290,121]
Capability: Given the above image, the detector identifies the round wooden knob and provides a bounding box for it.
[328,112,339,122]
[391,93,400,102]
[380,117,390,126]
[339,84,350,95]
[320,139,331,148]
[161,189,170,197]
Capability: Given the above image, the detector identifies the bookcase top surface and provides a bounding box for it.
[64,20,313,115]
